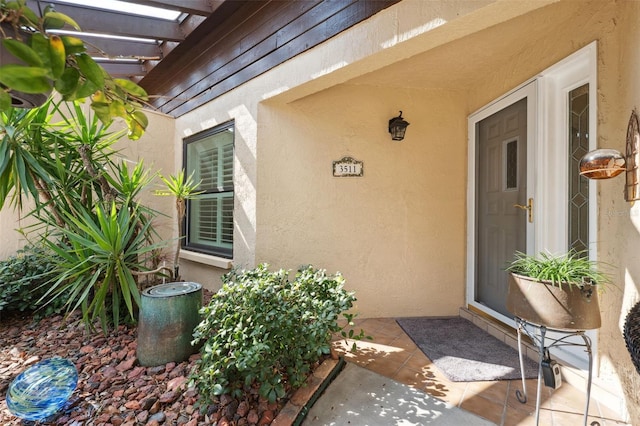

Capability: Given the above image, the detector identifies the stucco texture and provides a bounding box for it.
[256,85,468,318]
[595,1,640,423]
[2,0,638,421]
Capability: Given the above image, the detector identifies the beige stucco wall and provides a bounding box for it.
[0,203,35,259]
[173,0,531,293]
[256,85,468,317]
[596,0,640,422]
[173,0,640,420]
[175,0,560,299]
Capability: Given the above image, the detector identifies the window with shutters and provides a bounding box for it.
[183,121,234,258]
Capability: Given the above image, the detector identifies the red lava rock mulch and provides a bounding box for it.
[0,308,294,426]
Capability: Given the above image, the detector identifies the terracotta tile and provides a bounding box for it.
[590,417,611,426]
[485,323,507,340]
[312,359,339,380]
[364,334,397,346]
[377,318,403,328]
[369,329,405,343]
[290,375,323,406]
[596,399,629,423]
[434,381,467,406]
[552,409,592,426]
[472,316,490,332]
[392,365,450,399]
[332,339,386,365]
[365,356,405,378]
[378,348,412,365]
[272,402,300,426]
[332,346,374,366]
[460,393,505,424]
[356,317,395,333]
[548,384,600,416]
[464,380,509,405]
[503,403,553,426]
[388,334,418,351]
[427,363,455,383]
[403,352,433,372]
[337,317,629,426]
[506,379,552,410]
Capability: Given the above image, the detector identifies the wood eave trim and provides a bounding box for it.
[143,0,401,116]
[139,0,252,92]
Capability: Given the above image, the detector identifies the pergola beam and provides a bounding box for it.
[97,61,147,77]
[30,0,185,42]
[123,0,224,16]
[80,36,162,60]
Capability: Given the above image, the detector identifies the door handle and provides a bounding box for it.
[514,198,533,223]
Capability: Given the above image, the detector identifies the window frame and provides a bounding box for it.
[182,121,234,259]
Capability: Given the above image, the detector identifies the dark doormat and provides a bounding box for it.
[396,316,538,382]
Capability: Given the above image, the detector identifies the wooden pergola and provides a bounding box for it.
[26,0,399,116]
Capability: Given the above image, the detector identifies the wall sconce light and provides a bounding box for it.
[388,111,410,141]
[579,109,640,201]
[579,149,625,179]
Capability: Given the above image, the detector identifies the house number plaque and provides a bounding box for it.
[333,156,363,177]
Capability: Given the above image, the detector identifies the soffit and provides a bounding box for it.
[345,1,590,92]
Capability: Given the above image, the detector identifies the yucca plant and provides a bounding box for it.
[1,100,165,330]
[41,202,164,331]
[0,101,53,211]
[154,170,202,280]
[506,250,610,290]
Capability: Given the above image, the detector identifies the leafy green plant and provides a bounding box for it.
[154,170,202,280]
[0,100,165,331]
[41,202,164,331]
[0,0,149,139]
[0,100,125,214]
[190,264,368,404]
[506,250,611,289]
[0,102,52,211]
[0,244,67,318]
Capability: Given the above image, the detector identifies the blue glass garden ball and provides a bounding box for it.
[6,357,78,421]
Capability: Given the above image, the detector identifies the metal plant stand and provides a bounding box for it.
[514,317,597,426]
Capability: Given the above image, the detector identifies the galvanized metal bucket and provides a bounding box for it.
[506,273,601,330]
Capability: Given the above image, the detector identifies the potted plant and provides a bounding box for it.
[505,251,610,330]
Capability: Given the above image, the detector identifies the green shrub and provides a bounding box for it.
[0,245,66,317]
[190,264,367,404]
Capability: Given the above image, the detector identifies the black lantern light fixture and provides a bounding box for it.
[388,111,410,141]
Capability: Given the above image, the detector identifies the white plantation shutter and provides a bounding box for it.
[184,123,234,257]
[221,143,233,189]
[198,148,216,188]
[189,193,233,249]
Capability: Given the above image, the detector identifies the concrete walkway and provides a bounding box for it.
[302,362,496,426]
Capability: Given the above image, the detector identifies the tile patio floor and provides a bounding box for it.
[331,317,630,426]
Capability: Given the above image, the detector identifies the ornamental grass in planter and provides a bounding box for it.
[505,251,610,330]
